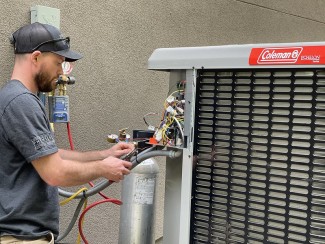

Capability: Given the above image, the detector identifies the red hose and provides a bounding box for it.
[66,123,111,199]
[66,122,123,243]
[88,181,111,200]
[78,198,122,244]
[67,122,74,150]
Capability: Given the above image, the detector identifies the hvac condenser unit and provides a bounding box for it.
[148,43,325,244]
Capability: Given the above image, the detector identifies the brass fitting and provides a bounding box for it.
[119,128,128,139]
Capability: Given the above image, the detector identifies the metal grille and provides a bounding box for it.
[191,69,325,244]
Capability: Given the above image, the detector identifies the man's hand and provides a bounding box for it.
[102,156,132,182]
[107,142,135,158]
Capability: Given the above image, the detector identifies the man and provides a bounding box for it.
[0,22,134,243]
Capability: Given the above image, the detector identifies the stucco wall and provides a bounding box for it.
[1,1,325,243]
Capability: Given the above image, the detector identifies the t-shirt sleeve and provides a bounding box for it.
[2,93,58,162]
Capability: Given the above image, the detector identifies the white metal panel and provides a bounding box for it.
[148,42,325,70]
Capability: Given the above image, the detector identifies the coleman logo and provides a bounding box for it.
[250,45,325,65]
[257,47,303,64]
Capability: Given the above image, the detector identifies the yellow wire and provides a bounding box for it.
[163,89,184,117]
[59,187,89,243]
[167,90,184,99]
[157,89,185,143]
[59,187,88,206]
[162,118,174,144]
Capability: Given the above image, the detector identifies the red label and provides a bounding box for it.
[249,46,325,65]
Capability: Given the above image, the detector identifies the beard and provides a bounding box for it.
[35,69,56,93]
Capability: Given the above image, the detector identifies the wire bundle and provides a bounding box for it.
[153,89,185,146]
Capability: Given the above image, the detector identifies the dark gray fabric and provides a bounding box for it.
[0,80,59,239]
[11,22,82,62]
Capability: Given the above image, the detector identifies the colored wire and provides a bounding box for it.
[167,80,186,96]
[66,122,110,199]
[63,122,111,243]
[154,89,185,145]
[88,181,110,199]
[143,112,158,128]
[166,89,184,100]
[67,122,74,150]
[59,187,88,206]
[173,116,184,144]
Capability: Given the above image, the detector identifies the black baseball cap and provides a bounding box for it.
[10,22,82,62]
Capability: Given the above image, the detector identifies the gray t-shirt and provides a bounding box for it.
[0,80,59,239]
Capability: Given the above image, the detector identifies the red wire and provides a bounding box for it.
[66,122,123,243]
[67,122,75,150]
[66,123,111,200]
[78,198,122,244]
[88,181,111,199]
[67,122,122,244]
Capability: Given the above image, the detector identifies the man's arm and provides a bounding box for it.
[58,142,134,162]
[31,149,132,187]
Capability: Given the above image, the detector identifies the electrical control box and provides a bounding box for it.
[48,96,70,123]
[30,5,60,29]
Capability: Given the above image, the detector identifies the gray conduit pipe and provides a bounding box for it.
[56,198,86,242]
[58,147,154,199]
[58,148,182,198]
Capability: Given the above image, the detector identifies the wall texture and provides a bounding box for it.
[1,1,325,243]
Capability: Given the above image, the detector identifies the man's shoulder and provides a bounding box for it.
[0,80,38,116]
[0,80,30,95]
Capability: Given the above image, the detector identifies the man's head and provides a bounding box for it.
[10,22,82,93]
[10,22,82,62]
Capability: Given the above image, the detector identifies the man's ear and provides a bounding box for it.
[31,51,42,64]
